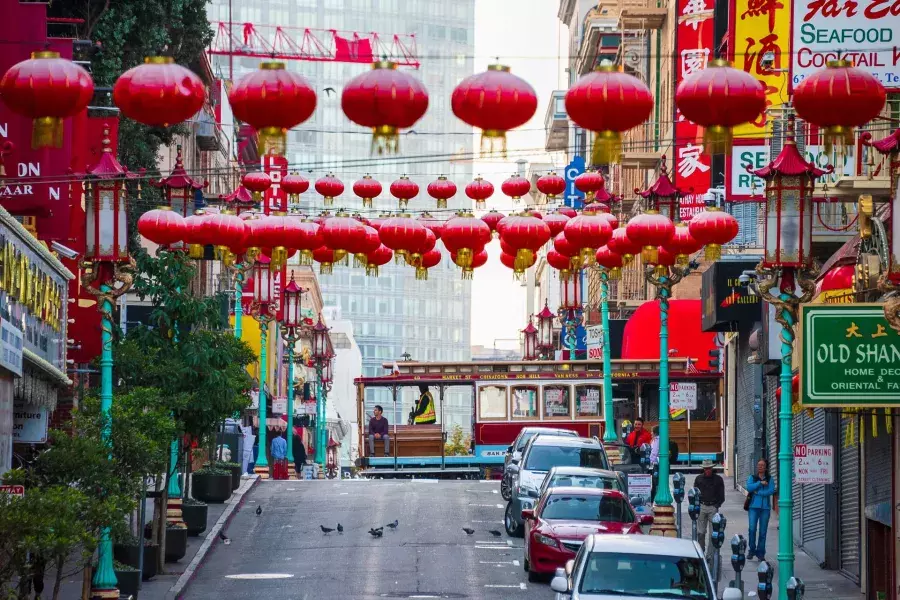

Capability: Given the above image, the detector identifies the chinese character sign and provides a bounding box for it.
[675,0,714,193]
[730,0,791,136]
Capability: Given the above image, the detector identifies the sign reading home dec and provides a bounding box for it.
[800,304,900,407]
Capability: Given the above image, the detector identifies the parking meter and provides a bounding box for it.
[786,576,805,600]
[710,513,727,590]
[672,473,685,539]
[756,560,774,600]
[687,487,701,542]
[728,534,747,592]
[639,442,652,472]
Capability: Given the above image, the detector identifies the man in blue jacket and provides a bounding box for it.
[745,458,776,560]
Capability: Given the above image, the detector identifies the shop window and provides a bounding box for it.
[543,385,572,419]
[479,385,507,420]
[575,385,603,418]
[511,386,539,419]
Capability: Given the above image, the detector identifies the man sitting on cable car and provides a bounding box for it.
[409,385,436,425]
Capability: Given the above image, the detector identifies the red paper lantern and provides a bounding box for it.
[536,172,566,199]
[137,207,185,247]
[663,222,703,265]
[321,213,368,266]
[258,214,303,269]
[595,245,623,280]
[0,50,94,148]
[229,60,316,155]
[675,59,767,154]
[242,171,271,203]
[315,173,344,207]
[574,171,605,203]
[625,211,675,264]
[553,231,578,257]
[563,214,613,266]
[414,248,442,280]
[113,56,205,128]
[312,246,340,275]
[418,212,444,239]
[793,59,887,152]
[547,249,576,280]
[292,219,324,265]
[608,226,642,265]
[543,212,570,237]
[557,206,577,218]
[481,209,505,236]
[442,213,492,268]
[500,214,551,271]
[390,175,419,209]
[653,245,677,275]
[451,248,488,279]
[500,251,535,277]
[406,228,437,269]
[427,175,457,209]
[501,174,531,202]
[341,60,428,153]
[282,173,310,203]
[364,244,394,277]
[352,175,382,208]
[204,212,247,264]
[688,207,739,260]
[451,64,537,154]
[466,176,494,209]
[182,213,210,259]
[565,64,654,164]
[379,215,429,261]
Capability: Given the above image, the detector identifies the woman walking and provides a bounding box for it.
[746,458,775,560]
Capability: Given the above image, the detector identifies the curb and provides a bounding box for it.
[165,475,259,600]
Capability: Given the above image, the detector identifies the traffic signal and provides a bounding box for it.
[709,349,721,370]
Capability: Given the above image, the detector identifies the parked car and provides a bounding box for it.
[522,487,650,582]
[501,427,579,501]
[550,534,716,600]
[505,436,610,538]
[538,466,627,499]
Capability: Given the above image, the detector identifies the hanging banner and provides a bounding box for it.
[729,0,792,137]
[263,153,289,214]
[674,0,715,194]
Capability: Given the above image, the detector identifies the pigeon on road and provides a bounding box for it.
[321,525,335,534]
[218,531,231,545]
[256,505,262,516]
[386,520,399,529]
[368,528,383,537]
[337,523,344,534]
[488,530,502,537]
[462,528,475,535]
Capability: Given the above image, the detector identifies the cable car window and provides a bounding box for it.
[575,385,602,418]
[511,386,538,419]
[543,385,571,418]
[478,385,508,420]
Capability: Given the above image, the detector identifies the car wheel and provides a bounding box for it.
[523,555,529,572]
[500,475,512,501]
[504,502,523,537]
[527,569,542,583]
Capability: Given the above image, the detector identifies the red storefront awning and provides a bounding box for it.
[621,299,718,371]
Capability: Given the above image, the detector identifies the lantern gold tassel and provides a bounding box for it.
[188,244,204,260]
[32,116,63,149]
[480,129,508,159]
[609,267,621,280]
[299,250,313,266]
[366,264,379,277]
[579,248,595,267]
[371,125,400,155]
[591,130,622,166]
[822,126,855,156]
[319,262,333,275]
[461,267,474,280]
[256,126,287,157]
[354,253,367,269]
[514,248,535,272]
[641,246,659,264]
[704,244,722,261]
[702,126,733,155]
[415,267,429,280]
[454,248,473,269]
[270,247,287,270]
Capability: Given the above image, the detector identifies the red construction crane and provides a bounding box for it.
[208,22,419,69]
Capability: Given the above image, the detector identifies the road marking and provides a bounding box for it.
[476,541,507,544]
[471,520,503,523]
[468,503,499,507]
[478,560,520,566]
[496,503,504,508]
[466,489,494,493]
[225,573,294,580]
[475,545,512,550]
[485,583,527,589]
[492,489,499,494]
[339,492,349,495]
[506,540,513,547]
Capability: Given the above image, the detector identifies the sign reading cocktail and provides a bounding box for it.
[800,304,900,407]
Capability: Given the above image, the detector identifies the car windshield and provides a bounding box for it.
[579,552,712,599]
[540,495,634,522]
[547,474,622,492]
[524,445,606,471]
[517,430,574,451]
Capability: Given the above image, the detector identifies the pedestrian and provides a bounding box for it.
[410,385,436,425]
[693,458,725,562]
[746,458,775,561]
[293,425,307,477]
[649,426,660,499]
[624,417,652,463]
[270,429,288,480]
[368,404,391,456]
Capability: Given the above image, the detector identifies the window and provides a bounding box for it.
[540,494,634,523]
[543,385,571,419]
[450,28,467,43]
[575,385,602,418]
[578,553,712,599]
[524,445,607,471]
[478,385,507,420]
[511,386,538,419]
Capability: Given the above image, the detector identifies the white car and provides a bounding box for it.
[550,534,718,600]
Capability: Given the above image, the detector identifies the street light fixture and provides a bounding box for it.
[310,315,332,471]
[248,255,276,478]
[521,320,538,361]
[557,273,583,360]
[279,273,305,473]
[536,302,556,359]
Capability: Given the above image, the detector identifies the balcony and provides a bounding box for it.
[618,0,668,30]
[544,91,568,153]
[575,9,619,75]
[620,120,662,168]
[195,109,224,154]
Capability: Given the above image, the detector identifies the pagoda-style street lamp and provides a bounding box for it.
[536,302,555,359]
[248,255,276,478]
[311,316,332,470]
[594,246,624,463]
[557,274,583,360]
[746,116,830,587]
[279,274,306,473]
[80,126,138,600]
[522,320,538,361]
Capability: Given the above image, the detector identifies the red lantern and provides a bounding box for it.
[675,59,767,154]
[608,226,642,266]
[688,207,739,260]
[229,61,316,155]
[154,146,206,237]
[501,174,531,202]
[547,249,575,280]
[291,219,324,265]
[565,64,654,165]
[182,213,209,259]
[500,214,551,271]
[451,248,488,279]
[418,212,444,239]
[625,211,675,264]
[113,56,205,128]
[365,244,394,277]
[528,210,543,220]
[405,227,437,269]
[563,214,613,266]
[282,173,310,203]
[352,175,382,208]
[574,171,605,203]
[442,213,492,268]
[662,222,702,265]
[357,225,382,267]
[315,173,344,207]
[451,64,537,155]
[595,246,623,280]
[415,248,442,280]
[205,212,247,264]
[536,172,566,200]
[379,215,429,261]
[557,206,577,219]
[137,207,185,247]
[260,214,303,269]
[427,176,457,209]
[481,209,505,236]
[543,212,570,237]
[341,60,428,153]
[321,213,368,267]
[312,246,340,275]
[242,171,271,204]
[0,50,94,148]
[522,320,539,361]
[390,175,419,209]
[793,59,887,152]
[653,246,677,276]
[466,176,494,210]
[500,251,534,277]
[553,232,581,272]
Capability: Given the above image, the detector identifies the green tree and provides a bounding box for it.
[444,425,472,457]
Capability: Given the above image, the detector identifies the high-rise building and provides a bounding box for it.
[207,1,476,433]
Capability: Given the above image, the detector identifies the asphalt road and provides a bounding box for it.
[183,479,551,600]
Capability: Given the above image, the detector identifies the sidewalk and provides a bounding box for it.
[687,476,863,600]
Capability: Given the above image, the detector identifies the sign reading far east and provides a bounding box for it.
[800,304,900,407]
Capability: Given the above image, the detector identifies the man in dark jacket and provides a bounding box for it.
[368,405,390,456]
[693,459,725,561]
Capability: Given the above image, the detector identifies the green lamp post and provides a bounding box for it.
[310,316,332,472]
[594,245,623,463]
[279,273,306,475]
[249,255,276,478]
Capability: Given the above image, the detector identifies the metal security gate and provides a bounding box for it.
[794,408,828,564]
[839,414,860,582]
[765,376,778,491]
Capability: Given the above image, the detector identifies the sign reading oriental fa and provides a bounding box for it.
[801,304,900,407]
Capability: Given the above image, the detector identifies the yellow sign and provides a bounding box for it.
[0,240,64,331]
[731,0,791,138]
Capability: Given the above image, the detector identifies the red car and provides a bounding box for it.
[522,487,652,582]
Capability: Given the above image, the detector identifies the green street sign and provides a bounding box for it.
[800,304,900,407]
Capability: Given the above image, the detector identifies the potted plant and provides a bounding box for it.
[219,461,243,490]
[192,466,233,503]
[114,560,141,598]
[181,497,208,536]
[113,533,158,581]
[164,524,188,562]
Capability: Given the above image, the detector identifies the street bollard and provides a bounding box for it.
[687,487,701,542]
[729,533,747,592]
[673,473,685,539]
[710,512,727,592]
[786,576,805,600]
[756,561,774,600]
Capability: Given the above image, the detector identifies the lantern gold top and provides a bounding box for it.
[260,61,286,70]
[594,63,620,73]
[157,205,173,211]
[487,64,511,72]
[827,59,852,68]
[709,58,731,68]
[373,60,398,70]
[32,50,60,59]
[145,56,174,65]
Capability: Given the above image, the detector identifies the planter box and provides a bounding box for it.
[164,526,188,563]
[113,543,157,581]
[192,472,233,504]
[182,502,208,536]
[114,569,141,598]
[223,464,242,490]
